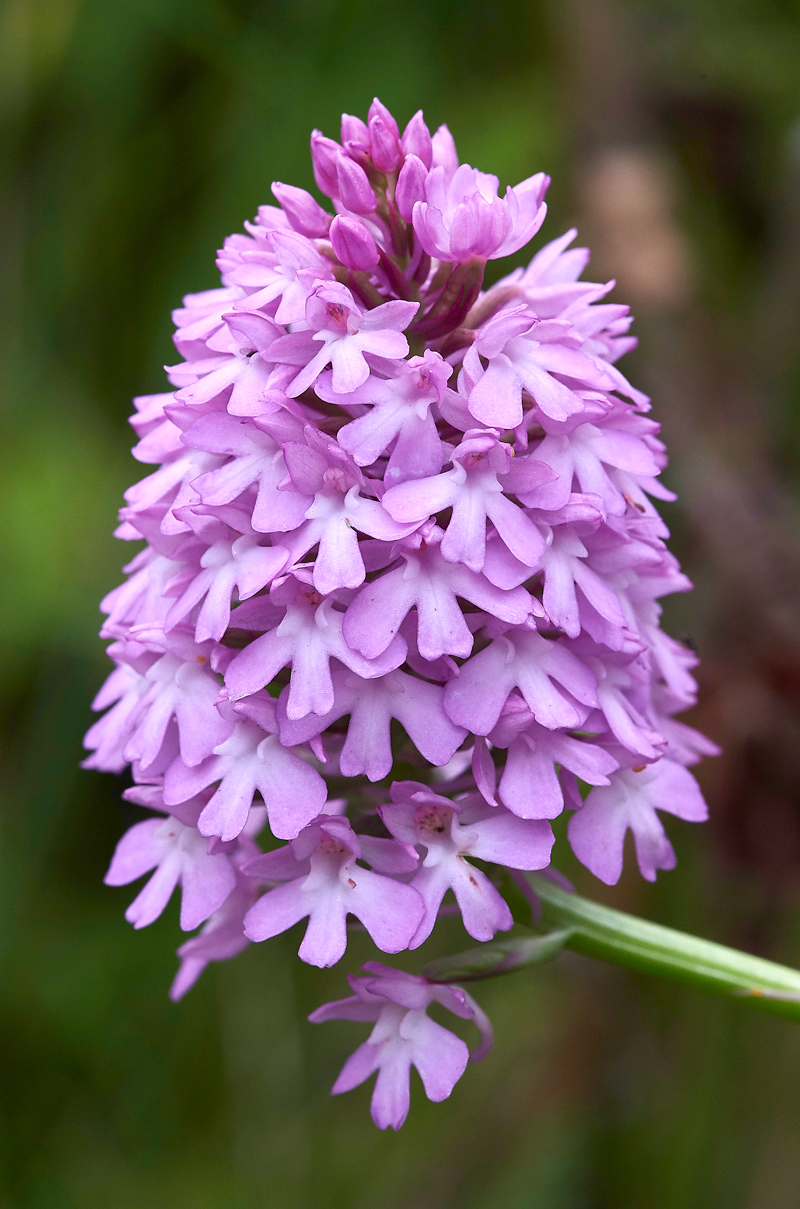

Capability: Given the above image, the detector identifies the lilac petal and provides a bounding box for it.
[359,835,419,875]
[387,414,444,483]
[281,439,328,494]
[357,329,411,361]
[331,1041,383,1095]
[309,997,382,1025]
[348,868,424,952]
[286,344,336,398]
[125,858,181,929]
[299,889,349,966]
[467,355,523,429]
[343,672,466,778]
[447,861,514,942]
[498,738,565,819]
[360,299,419,332]
[646,759,709,822]
[516,358,583,421]
[410,860,512,946]
[244,879,310,940]
[226,598,406,720]
[498,727,617,819]
[279,668,466,781]
[441,487,490,571]
[179,849,237,931]
[329,338,370,394]
[629,809,677,882]
[472,737,498,806]
[444,631,597,736]
[567,763,696,885]
[382,473,458,524]
[105,817,164,885]
[370,1046,414,1130]
[484,493,545,567]
[243,844,308,882]
[344,548,530,662]
[407,864,451,946]
[314,511,366,593]
[169,721,325,842]
[401,1011,469,1102]
[224,628,296,702]
[342,563,425,659]
[459,988,494,1062]
[468,811,554,870]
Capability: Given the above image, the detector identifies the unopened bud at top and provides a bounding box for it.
[395,155,428,222]
[310,130,341,198]
[336,154,377,215]
[431,124,459,179]
[368,97,400,142]
[401,111,432,170]
[330,215,380,270]
[271,182,331,238]
[369,113,401,173]
[341,112,369,147]
[340,113,370,165]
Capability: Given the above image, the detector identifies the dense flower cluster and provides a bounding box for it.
[85,99,718,1130]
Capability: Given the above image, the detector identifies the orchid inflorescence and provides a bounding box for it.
[85,98,718,1130]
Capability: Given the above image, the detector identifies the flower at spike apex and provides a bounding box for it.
[85,97,719,1129]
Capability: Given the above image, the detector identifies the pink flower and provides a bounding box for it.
[105,794,237,931]
[310,962,492,1130]
[276,427,419,594]
[87,97,718,1131]
[342,526,533,661]
[443,626,599,736]
[568,760,709,884]
[276,664,467,781]
[382,430,548,573]
[164,708,326,842]
[270,282,418,397]
[412,164,549,262]
[462,306,612,429]
[225,575,407,719]
[242,816,424,967]
[171,311,284,412]
[327,350,452,483]
[380,781,554,944]
[170,857,261,1001]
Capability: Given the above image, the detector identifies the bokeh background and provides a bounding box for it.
[3,0,800,1205]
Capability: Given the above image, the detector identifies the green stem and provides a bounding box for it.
[521,872,800,1024]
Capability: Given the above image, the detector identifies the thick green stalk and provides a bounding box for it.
[522,872,800,1023]
[424,874,800,1024]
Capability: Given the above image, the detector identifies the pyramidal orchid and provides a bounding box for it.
[87,99,800,1132]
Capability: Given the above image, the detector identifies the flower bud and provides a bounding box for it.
[310,130,341,198]
[336,153,376,215]
[340,113,371,166]
[431,124,459,178]
[271,182,331,238]
[341,112,369,146]
[401,110,432,169]
[330,215,380,271]
[369,113,401,172]
[395,154,428,222]
[368,97,399,141]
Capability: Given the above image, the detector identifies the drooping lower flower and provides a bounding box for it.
[309,962,492,1130]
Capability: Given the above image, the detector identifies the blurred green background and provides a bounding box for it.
[3,0,800,1205]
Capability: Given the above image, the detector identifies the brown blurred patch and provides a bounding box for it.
[577,146,693,311]
[552,0,800,889]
